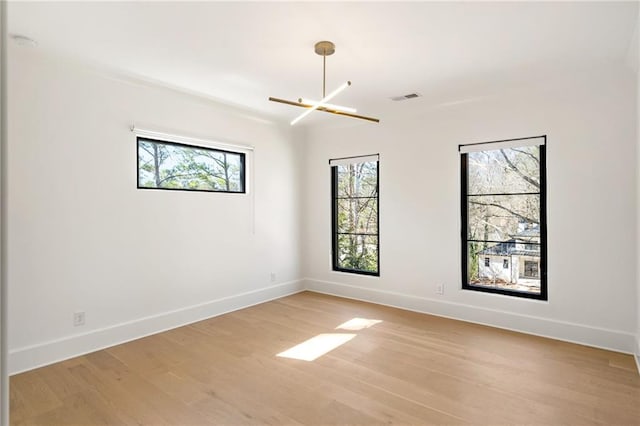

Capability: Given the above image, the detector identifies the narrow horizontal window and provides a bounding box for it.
[460,136,547,300]
[137,137,245,193]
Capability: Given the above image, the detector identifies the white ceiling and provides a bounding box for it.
[8,1,639,125]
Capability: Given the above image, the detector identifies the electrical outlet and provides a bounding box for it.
[73,311,85,326]
[270,272,276,283]
[436,284,444,295]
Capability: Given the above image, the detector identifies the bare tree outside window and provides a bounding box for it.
[137,138,245,193]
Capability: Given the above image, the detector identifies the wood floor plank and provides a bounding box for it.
[9,370,63,422]
[10,291,640,425]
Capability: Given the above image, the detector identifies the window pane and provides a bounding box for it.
[137,139,244,192]
[467,194,540,242]
[332,158,379,276]
[337,198,378,234]
[337,162,378,198]
[462,138,545,300]
[466,242,541,295]
[467,146,540,195]
[336,234,378,273]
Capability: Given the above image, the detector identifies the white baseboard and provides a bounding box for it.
[9,280,304,375]
[9,278,637,375]
[304,278,636,355]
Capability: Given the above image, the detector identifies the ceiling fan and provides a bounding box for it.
[269,41,380,125]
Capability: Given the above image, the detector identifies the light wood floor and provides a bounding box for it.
[10,291,640,425]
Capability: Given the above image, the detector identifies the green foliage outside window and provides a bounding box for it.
[137,138,244,192]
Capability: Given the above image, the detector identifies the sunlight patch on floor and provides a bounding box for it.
[336,317,382,331]
[277,333,356,361]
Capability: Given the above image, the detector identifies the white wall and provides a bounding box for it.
[0,2,8,423]
[302,66,638,353]
[7,47,303,373]
[635,5,640,366]
[636,58,640,365]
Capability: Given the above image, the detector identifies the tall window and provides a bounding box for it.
[137,137,245,193]
[331,155,379,276]
[460,136,547,300]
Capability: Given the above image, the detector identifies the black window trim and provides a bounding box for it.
[331,157,380,277]
[137,136,246,194]
[460,135,548,301]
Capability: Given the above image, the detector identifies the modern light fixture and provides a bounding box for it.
[298,99,357,114]
[269,41,379,125]
[290,80,351,126]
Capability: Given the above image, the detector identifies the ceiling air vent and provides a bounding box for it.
[390,93,422,101]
